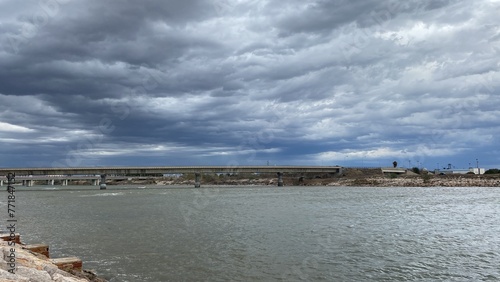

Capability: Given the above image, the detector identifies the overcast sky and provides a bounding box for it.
[1,0,499,169]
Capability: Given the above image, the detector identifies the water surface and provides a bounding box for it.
[4,185,500,281]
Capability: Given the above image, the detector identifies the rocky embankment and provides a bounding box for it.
[132,168,500,187]
[132,177,500,187]
[324,176,500,187]
[0,240,105,282]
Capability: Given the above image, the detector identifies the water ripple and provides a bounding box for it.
[14,186,500,281]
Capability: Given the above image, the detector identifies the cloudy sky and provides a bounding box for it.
[0,0,499,170]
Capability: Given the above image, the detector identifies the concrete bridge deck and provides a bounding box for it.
[0,166,341,175]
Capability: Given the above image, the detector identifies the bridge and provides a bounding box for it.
[2,175,131,187]
[0,166,343,189]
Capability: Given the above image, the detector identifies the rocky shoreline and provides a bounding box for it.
[323,176,500,187]
[155,177,500,187]
[0,237,106,282]
[115,168,500,188]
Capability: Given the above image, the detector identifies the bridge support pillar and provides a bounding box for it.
[277,172,284,187]
[22,180,26,186]
[62,179,68,186]
[47,179,54,185]
[194,173,201,188]
[92,179,98,186]
[27,180,33,187]
[6,173,15,192]
[0,180,3,186]
[100,174,107,190]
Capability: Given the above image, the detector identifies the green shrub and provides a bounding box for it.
[485,169,500,174]
[421,173,431,183]
[388,173,398,179]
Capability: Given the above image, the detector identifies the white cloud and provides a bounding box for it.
[317,146,458,162]
[0,121,34,132]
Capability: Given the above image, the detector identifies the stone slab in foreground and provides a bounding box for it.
[23,243,50,258]
[1,240,102,281]
[0,233,21,244]
[50,257,83,271]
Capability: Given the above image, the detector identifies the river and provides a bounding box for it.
[4,185,500,281]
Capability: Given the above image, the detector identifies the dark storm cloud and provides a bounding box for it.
[271,0,385,34]
[0,0,499,168]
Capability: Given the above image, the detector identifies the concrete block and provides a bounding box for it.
[0,233,21,244]
[50,257,82,271]
[23,244,50,258]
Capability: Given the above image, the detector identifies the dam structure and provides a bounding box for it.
[0,166,343,189]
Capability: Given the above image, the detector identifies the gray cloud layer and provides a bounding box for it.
[1,0,499,169]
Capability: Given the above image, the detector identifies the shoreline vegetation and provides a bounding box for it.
[116,168,500,187]
[58,168,500,188]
